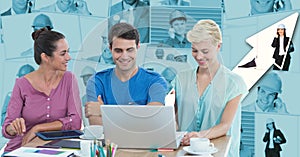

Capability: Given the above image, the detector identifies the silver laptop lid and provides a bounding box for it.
[101,105,181,149]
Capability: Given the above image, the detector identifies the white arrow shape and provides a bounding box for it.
[232,12,298,90]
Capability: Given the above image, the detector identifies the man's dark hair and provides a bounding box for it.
[108,23,140,48]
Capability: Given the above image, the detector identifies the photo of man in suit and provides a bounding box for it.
[0,0,34,44]
[109,0,150,43]
[249,0,292,16]
[1,0,33,16]
[159,0,190,6]
[38,0,91,15]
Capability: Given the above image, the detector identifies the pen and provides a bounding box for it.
[111,144,115,157]
[67,152,75,157]
[90,141,94,157]
[108,143,112,157]
[94,140,97,157]
[106,140,111,157]
[112,143,118,157]
[97,140,105,157]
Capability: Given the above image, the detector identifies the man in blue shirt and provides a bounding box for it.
[85,23,167,125]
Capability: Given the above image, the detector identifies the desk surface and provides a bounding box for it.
[25,135,231,157]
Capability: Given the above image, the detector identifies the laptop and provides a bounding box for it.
[101,105,186,149]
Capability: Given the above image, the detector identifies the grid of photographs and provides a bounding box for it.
[1,0,300,156]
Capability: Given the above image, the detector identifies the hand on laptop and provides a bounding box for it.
[85,95,103,117]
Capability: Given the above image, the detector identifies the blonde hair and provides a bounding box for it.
[187,19,222,46]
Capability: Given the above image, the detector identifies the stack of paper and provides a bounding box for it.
[4,147,76,157]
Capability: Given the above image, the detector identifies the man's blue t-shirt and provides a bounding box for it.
[86,67,167,105]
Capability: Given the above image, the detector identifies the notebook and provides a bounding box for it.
[101,105,186,149]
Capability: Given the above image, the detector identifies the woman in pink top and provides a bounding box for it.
[2,28,82,152]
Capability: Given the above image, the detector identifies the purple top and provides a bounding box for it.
[2,71,82,152]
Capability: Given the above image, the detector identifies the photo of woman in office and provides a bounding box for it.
[272,23,294,71]
[176,19,247,157]
[263,118,286,157]
[1,28,82,153]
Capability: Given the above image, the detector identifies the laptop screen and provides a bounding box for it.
[101,105,182,149]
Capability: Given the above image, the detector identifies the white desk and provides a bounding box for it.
[25,135,231,157]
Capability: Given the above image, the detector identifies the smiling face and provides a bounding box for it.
[277,28,285,37]
[12,0,28,11]
[256,86,277,111]
[187,20,222,71]
[250,0,274,14]
[47,39,71,71]
[191,40,220,70]
[123,0,137,5]
[171,20,186,36]
[110,37,138,73]
[266,122,274,130]
[56,0,74,12]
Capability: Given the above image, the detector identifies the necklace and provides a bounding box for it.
[129,66,138,78]
[115,66,138,82]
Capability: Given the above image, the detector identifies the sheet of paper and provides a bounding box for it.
[5,147,75,157]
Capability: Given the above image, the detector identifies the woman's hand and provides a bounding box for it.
[21,126,38,146]
[181,132,201,146]
[274,136,282,143]
[6,118,26,136]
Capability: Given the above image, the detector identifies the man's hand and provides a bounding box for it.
[168,28,175,39]
[85,95,103,118]
[272,97,289,114]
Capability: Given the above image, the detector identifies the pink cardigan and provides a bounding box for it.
[2,71,82,152]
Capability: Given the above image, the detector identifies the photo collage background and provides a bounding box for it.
[1,0,300,156]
